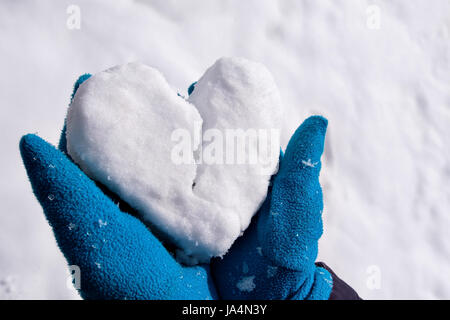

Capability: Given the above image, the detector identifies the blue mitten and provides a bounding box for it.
[211,116,332,300]
[19,75,217,300]
[20,76,332,300]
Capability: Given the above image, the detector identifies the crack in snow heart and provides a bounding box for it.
[66,57,283,263]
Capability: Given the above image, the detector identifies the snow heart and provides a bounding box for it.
[66,57,282,263]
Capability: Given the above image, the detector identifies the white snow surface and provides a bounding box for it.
[66,59,280,262]
[0,0,449,299]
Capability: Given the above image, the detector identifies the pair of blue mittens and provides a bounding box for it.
[19,75,332,300]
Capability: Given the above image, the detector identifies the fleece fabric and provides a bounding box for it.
[211,116,332,300]
[19,75,334,300]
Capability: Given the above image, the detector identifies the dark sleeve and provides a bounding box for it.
[315,262,362,300]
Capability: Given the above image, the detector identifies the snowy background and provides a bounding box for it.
[1,0,449,299]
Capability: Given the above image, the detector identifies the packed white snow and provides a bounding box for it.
[236,276,256,292]
[188,57,282,231]
[66,58,281,263]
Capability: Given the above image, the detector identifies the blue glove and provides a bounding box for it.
[211,115,332,300]
[19,76,332,300]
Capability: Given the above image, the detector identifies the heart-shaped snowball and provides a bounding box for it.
[66,57,282,263]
